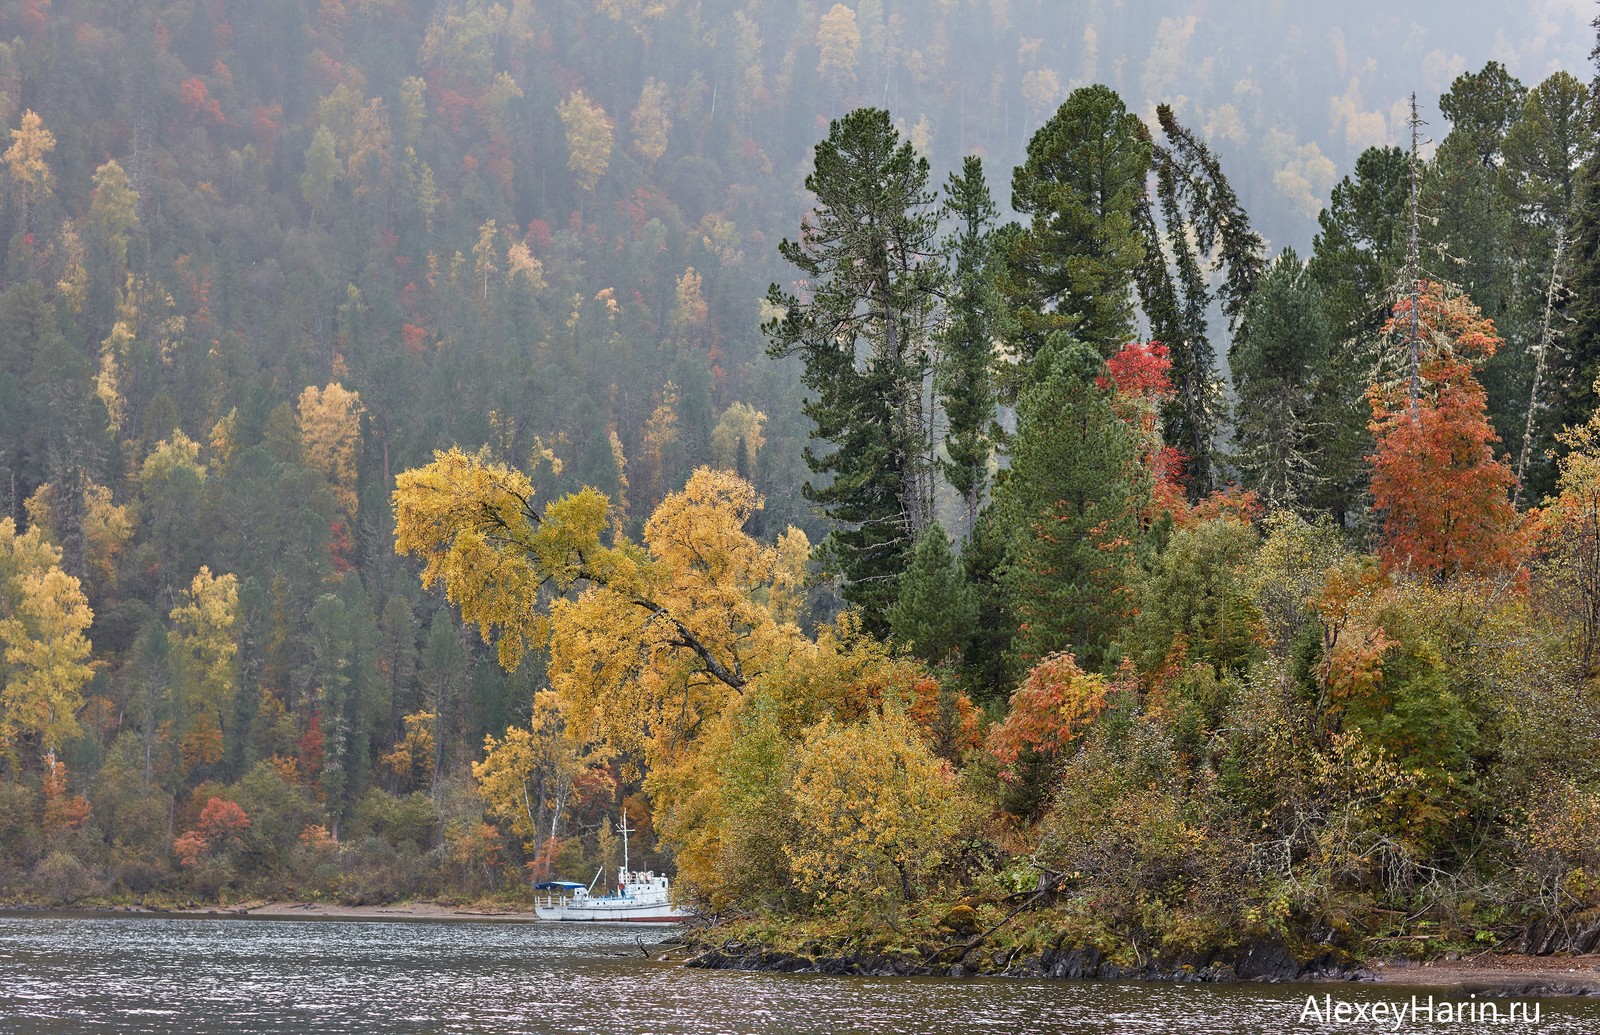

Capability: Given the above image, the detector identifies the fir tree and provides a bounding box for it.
[1142,105,1266,497]
[1551,18,1600,484]
[1231,249,1333,512]
[1000,86,1150,362]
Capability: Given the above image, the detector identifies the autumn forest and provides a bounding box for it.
[1,0,1599,970]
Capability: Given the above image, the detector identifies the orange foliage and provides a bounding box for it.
[1100,342,1193,524]
[401,322,427,355]
[20,0,49,35]
[1368,285,1524,578]
[986,652,1108,779]
[197,797,250,842]
[174,796,249,866]
[181,710,224,773]
[299,823,335,852]
[298,712,325,785]
[179,77,224,124]
[906,675,982,759]
[268,753,299,784]
[1187,487,1262,526]
[41,754,90,834]
[173,829,209,868]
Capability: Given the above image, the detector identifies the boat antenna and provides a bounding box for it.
[617,813,633,879]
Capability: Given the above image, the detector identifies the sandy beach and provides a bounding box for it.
[1369,954,1600,996]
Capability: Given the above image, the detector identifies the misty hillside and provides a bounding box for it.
[2,0,1600,951]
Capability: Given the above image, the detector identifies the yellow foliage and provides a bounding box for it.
[710,401,765,472]
[473,690,606,853]
[209,408,240,469]
[3,108,54,213]
[55,218,85,313]
[297,382,364,519]
[785,708,963,913]
[393,447,600,671]
[26,481,133,591]
[0,519,93,763]
[630,78,671,169]
[816,4,861,85]
[169,567,239,774]
[505,238,544,290]
[558,90,613,193]
[382,709,437,790]
[140,430,207,487]
[546,468,807,763]
[672,266,706,330]
[639,383,680,509]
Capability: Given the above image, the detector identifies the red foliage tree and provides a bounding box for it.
[1368,284,1524,578]
[985,653,1108,780]
[1101,341,1189,523]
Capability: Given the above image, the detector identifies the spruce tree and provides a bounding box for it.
[764,108,943,633]
[1134,106,1265,497]
[1231,249,1332,512]
[1505,73,1592,501]
[1545,22,1600,487]
[995,335,1147,672]
[938,156,1002,541]
[1305,145,1411,525]
[886,524,977,667]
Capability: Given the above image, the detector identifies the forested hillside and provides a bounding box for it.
[4,1,1600,969]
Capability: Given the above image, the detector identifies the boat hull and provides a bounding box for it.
[533,903,687,924]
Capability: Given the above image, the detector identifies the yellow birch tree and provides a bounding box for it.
[558,90,613,194]
[169,566,239,773]
[630,78,671,170]
[3,108,54,229]
[297,382,364,520]
[0,519,93,766]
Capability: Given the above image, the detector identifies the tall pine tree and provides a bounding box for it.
[999,86,1150,362]
[1232,249,1333,512]
[764,109,943,633]
[995,335,1147,672]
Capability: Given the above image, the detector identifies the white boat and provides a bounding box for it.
[533,816,691,924]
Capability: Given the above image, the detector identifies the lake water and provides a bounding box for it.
[1,914,1597,1033]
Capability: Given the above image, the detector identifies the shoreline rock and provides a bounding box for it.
[685,934,1375,984]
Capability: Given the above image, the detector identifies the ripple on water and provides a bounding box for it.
[1,916,1598,1034]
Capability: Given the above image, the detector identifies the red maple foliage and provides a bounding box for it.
[298,712,326,786]
[1100,340,1175,402]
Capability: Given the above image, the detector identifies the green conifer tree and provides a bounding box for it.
[995,335,1146,672]
[938,156,1002,540]
[1231,249,1333,512]
[1000,86,1150,362]
[886,524,976,666]
[764,108,943,633]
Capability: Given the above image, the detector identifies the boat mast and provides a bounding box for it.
[617,813,632,879]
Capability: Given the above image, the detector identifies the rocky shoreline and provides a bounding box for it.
[683,937,1600,997]
[684,935,1372,984]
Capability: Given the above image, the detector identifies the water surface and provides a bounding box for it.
[0,914,1595,1033]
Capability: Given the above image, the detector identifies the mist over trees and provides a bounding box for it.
[4,2,1600,969]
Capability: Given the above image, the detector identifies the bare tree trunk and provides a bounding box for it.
[1515,226,1567,509]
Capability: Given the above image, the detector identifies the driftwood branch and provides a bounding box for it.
[923,870,1067,968]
